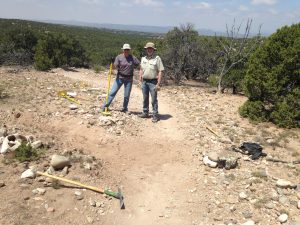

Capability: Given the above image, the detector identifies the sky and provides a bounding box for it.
[0,0,299,34]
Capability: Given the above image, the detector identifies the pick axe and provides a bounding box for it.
[36,171,125,209]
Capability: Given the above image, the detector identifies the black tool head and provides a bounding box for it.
[117,188,125,209]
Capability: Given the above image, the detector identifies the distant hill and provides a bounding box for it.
[40,20,225,36]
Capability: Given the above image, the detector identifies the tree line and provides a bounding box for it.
[0,19,299,128]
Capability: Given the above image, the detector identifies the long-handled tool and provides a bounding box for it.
[36,171,125,209]
[58,90,81,105]
[102,61,113,116]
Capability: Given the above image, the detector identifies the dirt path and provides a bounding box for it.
[1,67,299,225]
[61,70,199,225]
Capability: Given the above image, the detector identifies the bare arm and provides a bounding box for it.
[139,68,143,82]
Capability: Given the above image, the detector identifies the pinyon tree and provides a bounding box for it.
[240,23,300,128]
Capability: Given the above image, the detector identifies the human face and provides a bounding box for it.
[146,47,154,56]
[123,49,130,57]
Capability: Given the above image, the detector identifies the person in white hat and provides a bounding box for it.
[139,42,164,123]
[102,43,140,113]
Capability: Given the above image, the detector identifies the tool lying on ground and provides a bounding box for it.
[102,60,113,116]
[205,125,220,138]
[58,90,81,105]
[36,171,125,209]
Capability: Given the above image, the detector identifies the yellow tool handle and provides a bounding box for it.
[205,126,221,138]
[36,171,104,193]
[63,95,81,105]
[105,63,113,105]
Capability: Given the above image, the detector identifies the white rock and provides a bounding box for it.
[239,192,248,200]
[276,179,296,188]
[203,155,218,168]
[0,136,10,154]
[207,152,219,162]
[278,214,288,223]
[31,140,42,149]
[69,104,78,110]
[298,200,300,209]
[21,169,36,179]
[241,220,255,225]
[50,155,70,170]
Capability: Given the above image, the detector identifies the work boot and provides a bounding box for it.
[120,108,128,113]
[152,115,159,123]
[139,112,149,118]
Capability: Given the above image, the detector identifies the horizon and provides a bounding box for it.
[0,0,299,34]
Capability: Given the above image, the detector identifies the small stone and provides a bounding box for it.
[276,179,296,189]
[96,202,102,207]
[21,169,35,179]
[203,155,218,168]
[86,217,93,223]
[89,200,96,207]
[207,152,219,162]
[297,201,300,209]
[50,155,70,170]
[265,202,275,209]
[69,104,78,110]
[31,140,43,149]
[75,191,84,200]
[241,220,255,225]
[239,192,248,200]
[0,181,5,187]
[278,214,288,223]
[47,207,55,212]
[36,188,46,195]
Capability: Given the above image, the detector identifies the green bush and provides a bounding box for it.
[15,143,40,162]
[34,33,89,71]
[208,74,219,87]
[241,23,300,128]
[239,100,268,122]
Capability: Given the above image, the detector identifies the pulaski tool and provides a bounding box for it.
[58,90,81,105]
[102,59,113,116]
[36,171,125,209]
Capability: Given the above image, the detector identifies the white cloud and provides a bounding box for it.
[251,0,277,5]
[133,0,164,7]
[268,9,278,15]
[78,0,103,5]
[238,5,249,11]
[119,2,133,7]
[187,2,211,10]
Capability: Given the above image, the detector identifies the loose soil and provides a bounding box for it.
[0,67,299,225]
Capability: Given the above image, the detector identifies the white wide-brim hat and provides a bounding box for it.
[144,42,156,50]
[121,43,131,50]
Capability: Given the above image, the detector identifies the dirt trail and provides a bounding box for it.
[2,68,299,225]
[61,70,199,225]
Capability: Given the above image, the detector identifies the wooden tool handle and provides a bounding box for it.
[36,171,104,193]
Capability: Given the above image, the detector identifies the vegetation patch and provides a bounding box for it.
[14,143,43,162]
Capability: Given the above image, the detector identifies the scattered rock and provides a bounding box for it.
[0,181,5,187]
[241,220,255,225]
[207,151,219,162]
[31,140,43,149]
[239,192,248,200]
[50,155,70,170]
[203,155,218,168]
[75,191,84,200]
[21,169,36,179]
[276,179,296,189]
[278,213,288,223]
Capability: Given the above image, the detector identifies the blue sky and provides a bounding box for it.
[0,0,299,34]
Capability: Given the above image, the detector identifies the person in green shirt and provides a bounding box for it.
[139,42,164,123]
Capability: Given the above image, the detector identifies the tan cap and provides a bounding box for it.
[144,42,156,50]
[121,43,131,50]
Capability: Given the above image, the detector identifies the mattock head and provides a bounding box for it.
[117,188,125,209]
